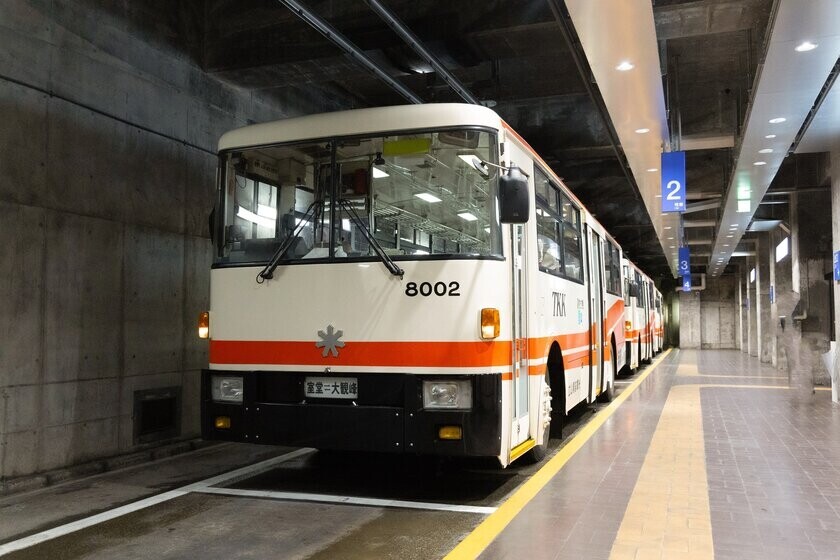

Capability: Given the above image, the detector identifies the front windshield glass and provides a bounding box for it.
[215,128,501,265]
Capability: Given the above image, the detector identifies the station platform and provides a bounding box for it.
[1,349,838,560]
[461,349,840,560]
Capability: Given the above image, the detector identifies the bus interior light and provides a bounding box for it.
[480,308,500,339]
[438,425,463,440]
[198,311,210,339]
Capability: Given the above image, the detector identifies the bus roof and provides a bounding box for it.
[218,103,502,151]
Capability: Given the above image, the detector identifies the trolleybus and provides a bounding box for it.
[200,104,630,466]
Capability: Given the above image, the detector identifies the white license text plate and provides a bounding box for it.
[304,376,358,399]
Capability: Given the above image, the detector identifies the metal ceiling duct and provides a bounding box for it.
[277,0,422,104]
[363,0,480,105]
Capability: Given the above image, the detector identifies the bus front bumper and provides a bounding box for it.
[201,370,501,457]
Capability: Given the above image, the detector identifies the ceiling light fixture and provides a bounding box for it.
[635,128,650,134]
[647,168,658,172]
[795,41,818,52]
[758,148,773,154]
[765,134,776,139]
[754,161,767,166]
[768,117,786,124]
[616,61,634,71]
[457,212,478,222]
[415,192,441,203]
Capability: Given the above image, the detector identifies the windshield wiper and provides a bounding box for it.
[257,200,322,283]
[338,198,404,279]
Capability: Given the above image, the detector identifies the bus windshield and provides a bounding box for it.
[215,128,502,266]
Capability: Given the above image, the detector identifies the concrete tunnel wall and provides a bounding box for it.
[0,0,331,479]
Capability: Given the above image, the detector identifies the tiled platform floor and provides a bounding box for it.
[479,349,840,560]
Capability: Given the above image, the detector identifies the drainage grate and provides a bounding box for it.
[134,387,181,444]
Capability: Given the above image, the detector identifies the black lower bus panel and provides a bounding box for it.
[202,370,501,457]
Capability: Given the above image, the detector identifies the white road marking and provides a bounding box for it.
[0,448,315,556]
[193,486,498,515]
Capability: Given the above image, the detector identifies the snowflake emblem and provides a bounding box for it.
[315,325,345,358]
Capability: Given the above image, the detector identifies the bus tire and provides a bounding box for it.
[597,339,616,403]
[547,344,565,439]
[524,371,551,464]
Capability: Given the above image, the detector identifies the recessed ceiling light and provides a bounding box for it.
[667,237,674,240]
[758,148,773,154]
[457,211,478,222]
[664,226,672,230]
[765,134,776,139]
[795,41,818,52]
[754,161,766,166]
[769,117,786,124]
[727,235,734,238]
[670,245,675,248]
[723,244,729,247]
[730,224,738,227]
[647,168,658,172]
[616,61,634,71]
[415,192,441,203]
[635,128,650,134]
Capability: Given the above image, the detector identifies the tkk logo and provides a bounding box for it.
[552,292,567,317]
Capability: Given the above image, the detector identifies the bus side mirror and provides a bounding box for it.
[499,165,529,224]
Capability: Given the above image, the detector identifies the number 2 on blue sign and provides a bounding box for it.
[666,180,682,201]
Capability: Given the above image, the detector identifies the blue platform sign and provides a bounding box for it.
[678,247,690,276]
[682,274,692,292]
[769,284,775,304]
[661,151,686,213]
[834,251,840,282]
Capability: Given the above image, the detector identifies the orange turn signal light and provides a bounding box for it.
[198,311,210,339]
[438,426,463,440]
[625,320,632,332]
[480,308,500,340]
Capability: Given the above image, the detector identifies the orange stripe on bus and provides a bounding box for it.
[210,340,512,368]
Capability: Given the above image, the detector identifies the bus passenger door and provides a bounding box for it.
[587,229,605,400]
[511,223,529,448]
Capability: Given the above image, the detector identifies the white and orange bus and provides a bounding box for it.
[200,103,629,466]
[622,259,656,370]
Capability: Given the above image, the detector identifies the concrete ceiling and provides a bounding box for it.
[188,0,792,284]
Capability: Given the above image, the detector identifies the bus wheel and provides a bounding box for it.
[525,371,551,464]
[597,340,616,403]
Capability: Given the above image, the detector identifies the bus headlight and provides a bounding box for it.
[423,380,472,409]
[211,375,244,403]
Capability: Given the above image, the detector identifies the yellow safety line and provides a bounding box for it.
[680,374,787,379]
[443,348,672,560]
[609,385,713,559]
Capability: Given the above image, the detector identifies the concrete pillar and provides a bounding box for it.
[768,229,778,367]
[759,235,773,363]
[748,255,758,357]
[830,143,840,401]
[679,290,701,348]
[737,272,743,351]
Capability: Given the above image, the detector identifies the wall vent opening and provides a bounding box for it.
[134,387,181,444]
